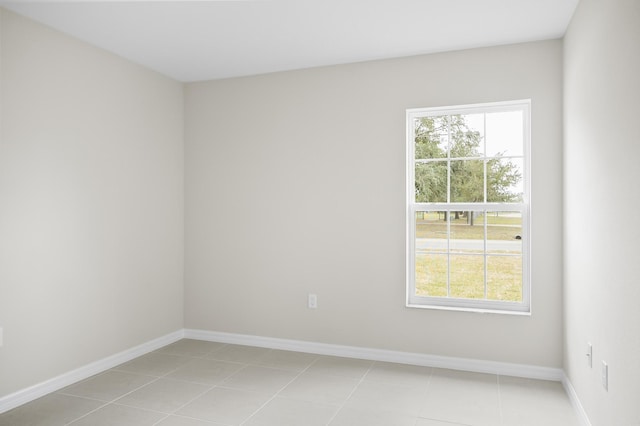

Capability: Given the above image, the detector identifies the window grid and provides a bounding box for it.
[407,100,530,314]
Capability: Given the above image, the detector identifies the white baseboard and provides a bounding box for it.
[0,330,184,415]
[184,328,564,381]
[562,373,593,426]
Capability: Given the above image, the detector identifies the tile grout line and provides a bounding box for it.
[413,364,436,424]
[416,371,500,426]
[62,400,112,426]
[323,358,378,425]
[63,375,163,425]
[59,366,172,426]
[138,379,216,426]
[237,352,322,426]
[149,342,237,426]
[497,374,505,426]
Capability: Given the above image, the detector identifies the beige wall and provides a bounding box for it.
[563,0,640,424]
[0,10,184,397]
[185,40,564,367]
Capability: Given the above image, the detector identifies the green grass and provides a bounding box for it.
[415,254,522,302]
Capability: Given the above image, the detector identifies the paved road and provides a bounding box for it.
[416,238,521,253]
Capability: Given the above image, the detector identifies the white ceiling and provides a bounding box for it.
[1,0,579,82]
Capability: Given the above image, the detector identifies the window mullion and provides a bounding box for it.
[446,118,451,204]
[446,210,451,298]
[483,112,487,204]
[446,119,451,297]
[484,210,488,300]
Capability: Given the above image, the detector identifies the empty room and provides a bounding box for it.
[0,0,638,425]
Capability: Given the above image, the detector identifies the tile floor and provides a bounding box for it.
[0,339,580,426]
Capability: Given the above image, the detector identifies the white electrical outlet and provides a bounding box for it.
[586,342,592,368]
[308,294,317,309]
[602,361,608,390]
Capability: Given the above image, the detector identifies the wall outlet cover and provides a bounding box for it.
[308,294,317,309]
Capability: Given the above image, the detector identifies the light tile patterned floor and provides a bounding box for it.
[0,339,579,426]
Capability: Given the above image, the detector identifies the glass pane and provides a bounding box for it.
[460,113,485,155]
[415,254,447,297]
[487,255,522,302]
[450,160,484,202]
[486,111,523,157]
[450,255,485,299]
[415,211,448,251]
[487,158,523,202]
[415,162,447,202]
[414,116,448,159]
[450,210,485,254]
[449,114,483,159]
[486,211,522,255]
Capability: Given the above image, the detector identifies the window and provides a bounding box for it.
[406,100,530,313]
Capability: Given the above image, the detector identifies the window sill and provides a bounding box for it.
[406,302,531,316]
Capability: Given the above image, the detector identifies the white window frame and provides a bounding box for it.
[406,100,531,314]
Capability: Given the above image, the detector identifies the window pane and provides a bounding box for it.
[486,111,523,157]
[415,211,448,250]
[415,162,447,202]
[486,211,522,255]
[415,254,447,297]
[487,158,523,203]
[487,255,522,301]
[450,255,485,299]
[450,160,484,202]
[449,115,482,159]
[461,113,485,155]
[450,210,484,254]
[414,117,448,159]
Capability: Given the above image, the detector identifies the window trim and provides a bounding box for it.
[406,100,531,314]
